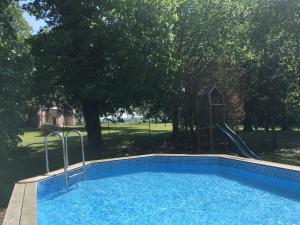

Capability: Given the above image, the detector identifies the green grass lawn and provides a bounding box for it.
[238,129,300,166]
[1,122,300,214]
[0,122,173,210]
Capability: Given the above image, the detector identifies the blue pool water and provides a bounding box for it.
[38,168,300,225]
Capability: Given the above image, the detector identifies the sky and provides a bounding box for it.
[19,0,46,33]
[22,11,46,33]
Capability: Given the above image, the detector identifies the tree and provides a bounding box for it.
[25,0,178,150]
[240,0,300,131]
[0,0,31,149]
[169,0,248,138]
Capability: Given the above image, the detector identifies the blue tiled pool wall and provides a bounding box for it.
[38,156,300,200]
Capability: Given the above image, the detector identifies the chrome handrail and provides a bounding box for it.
[44,132,68,187]
[65,130,86,179]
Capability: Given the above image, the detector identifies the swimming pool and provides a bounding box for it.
[4,154,300,224]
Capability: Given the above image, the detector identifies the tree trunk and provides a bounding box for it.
[264,113,270,131]
[243,99,254,132]
[280,122,290,131]
[172,108,179,140]
[271,124,277,149]
[82,100,102,151]
[280,113,291,131]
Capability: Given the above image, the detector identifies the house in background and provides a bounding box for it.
[38,106,77,127]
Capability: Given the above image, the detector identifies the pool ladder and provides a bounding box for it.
[44,130,86,188]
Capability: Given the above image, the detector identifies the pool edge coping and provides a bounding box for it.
[4,153,300,225]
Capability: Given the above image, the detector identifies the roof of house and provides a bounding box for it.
[197,85,222,96]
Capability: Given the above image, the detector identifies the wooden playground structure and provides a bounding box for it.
[179,85,227,152]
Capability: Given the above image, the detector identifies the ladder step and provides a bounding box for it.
[68,171,85,179]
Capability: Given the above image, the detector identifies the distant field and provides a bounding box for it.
[19,122,172,151]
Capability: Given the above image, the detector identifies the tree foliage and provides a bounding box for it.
[162,0,300,137]
[26,0,178,149]
[240,0,300,131]
[0,0,31,148]
[23,0,300,150]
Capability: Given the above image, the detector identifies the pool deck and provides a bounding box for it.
[4,153,300,225]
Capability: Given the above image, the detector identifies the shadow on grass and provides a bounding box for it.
[238,130,300,166]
